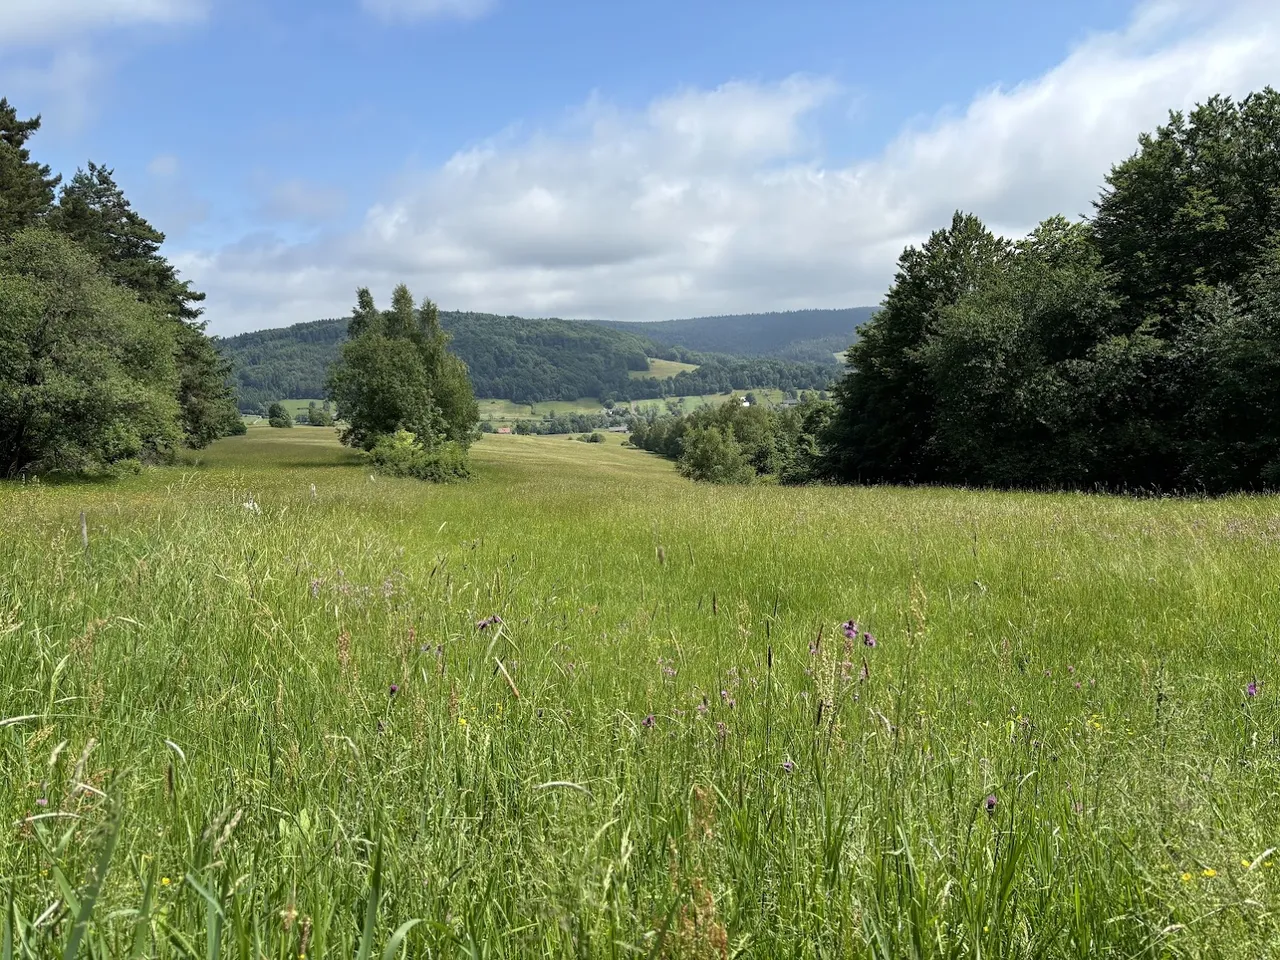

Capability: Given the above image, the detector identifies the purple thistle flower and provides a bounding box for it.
[641,714,656,729]
[841,620,859,640]
[862,633,877,648]
[985,794,998,814]
[1247,679,1260,698]
[389,684,399,696]
[782,760,796,774]
[476,614,503,631]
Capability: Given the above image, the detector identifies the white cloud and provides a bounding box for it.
[0,0,206,46]
[361,0,494,22]
[185,0,1280,335]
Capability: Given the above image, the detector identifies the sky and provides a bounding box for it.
[3,0,1279,336]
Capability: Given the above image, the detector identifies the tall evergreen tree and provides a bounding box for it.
[0,99,59,236]
[48,163,239,446]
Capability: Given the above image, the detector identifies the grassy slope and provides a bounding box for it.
[2,428,1278,956]
[630,357,700,379]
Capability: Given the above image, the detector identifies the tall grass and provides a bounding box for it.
[1,427,1277,957]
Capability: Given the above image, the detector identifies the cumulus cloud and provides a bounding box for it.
[361,0,494,22]
[185,0,1280,335]
[0,0,206,46]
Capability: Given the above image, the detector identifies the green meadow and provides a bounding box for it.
[630,359,701,380]
[2,427,1278,957]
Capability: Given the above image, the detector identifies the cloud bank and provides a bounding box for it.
[169,0,1280,334]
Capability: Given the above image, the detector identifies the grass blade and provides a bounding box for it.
[63,804,123,960]
[379,918,422,960]
[355,841,383,960]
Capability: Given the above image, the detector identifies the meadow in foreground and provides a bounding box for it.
[2,427,1278,958]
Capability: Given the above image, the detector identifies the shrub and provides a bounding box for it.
[366,430,470,482]
[678,426,755,484]
[267,402,293,428]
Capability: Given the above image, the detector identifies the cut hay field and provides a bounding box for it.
[2,427,1279,957]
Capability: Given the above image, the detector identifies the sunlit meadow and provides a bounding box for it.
[2,427,1278,958]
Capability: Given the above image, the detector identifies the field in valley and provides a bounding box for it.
[2,427,1278,957]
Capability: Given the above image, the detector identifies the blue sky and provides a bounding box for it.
[3,0,1278,334]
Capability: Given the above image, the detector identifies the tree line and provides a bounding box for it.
[1,98,240,477]
[636,90,1280,493]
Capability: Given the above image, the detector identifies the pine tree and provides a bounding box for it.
[0,99,60,236]
[48,163,239,446]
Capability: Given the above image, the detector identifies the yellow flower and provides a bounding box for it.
[1242,859,1252,868]
[161,877,171,886]
[1202,868,1217,878]
[1180,872,1192,883]
[457,717,467,726]
[1266,861,1275,869]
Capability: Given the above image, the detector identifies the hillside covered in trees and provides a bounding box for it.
[219,311,842,409]
[599,308,873,363]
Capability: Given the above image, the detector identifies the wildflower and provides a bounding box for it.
[781,760,795,774]
[696,700,709,715]
[642,714,656,729]
[389,684,399,697]
[1202,868,1217,878]
[1067,665,1075,675]
[162,877,172,886]
[984,794,997,814]
[841,620,858,640]
[457,717,467,727]
[476,615,503,631]
[35,797,48,807]
[1246,679,1260,698]
[1242,859,1252,868]
[1180,872,1192,883]
[862,633,877,648]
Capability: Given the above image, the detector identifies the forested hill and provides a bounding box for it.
[218,310,840,409]
[599,308,874,362]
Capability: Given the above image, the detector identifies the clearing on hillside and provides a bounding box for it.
[629,357,700,379]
